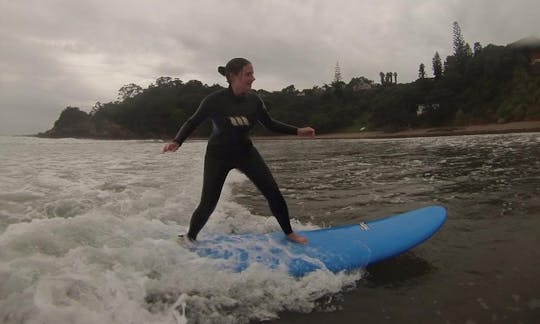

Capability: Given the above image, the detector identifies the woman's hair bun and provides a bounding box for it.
[218,66,227,76]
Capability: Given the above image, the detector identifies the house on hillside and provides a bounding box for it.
[510,36,540,73]
[416,103,440,116]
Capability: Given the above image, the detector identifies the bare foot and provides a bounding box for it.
[177,234,196,248]
[287,232,308,244]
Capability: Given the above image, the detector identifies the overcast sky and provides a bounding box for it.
[1,0,538,135]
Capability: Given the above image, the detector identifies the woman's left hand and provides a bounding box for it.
[297,127,315,138]
[162,142,180,153]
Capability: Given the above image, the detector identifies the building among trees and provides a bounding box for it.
[510,36,540,73]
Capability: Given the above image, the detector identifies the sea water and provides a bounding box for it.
[248,134,540,324]
[1,134,539,323]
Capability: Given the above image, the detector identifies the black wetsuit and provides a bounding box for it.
[173,87,298,240]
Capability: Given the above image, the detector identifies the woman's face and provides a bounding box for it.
[230,63,255,94]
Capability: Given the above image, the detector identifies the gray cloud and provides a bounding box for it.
[1,0,538,135]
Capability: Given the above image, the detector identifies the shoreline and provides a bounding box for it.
[26,120,540,141]
[254,120,540,140]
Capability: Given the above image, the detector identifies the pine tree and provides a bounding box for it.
[432,52,443,79]
[334,61,342,83]
[452,22,466,56]
[418,63,426,79]
[452,21,472,71]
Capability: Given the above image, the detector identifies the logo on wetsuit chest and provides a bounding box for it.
[228,116,250,127]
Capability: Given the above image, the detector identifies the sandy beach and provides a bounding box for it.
[255,120,540,140]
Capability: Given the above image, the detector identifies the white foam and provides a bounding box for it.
[0,137,359,324]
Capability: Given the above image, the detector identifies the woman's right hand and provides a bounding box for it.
[162,142,180,153]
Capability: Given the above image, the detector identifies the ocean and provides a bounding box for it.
[0,134,539,323]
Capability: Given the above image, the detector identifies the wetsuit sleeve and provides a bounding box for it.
[173,97,211,145]
[256,97,298,135]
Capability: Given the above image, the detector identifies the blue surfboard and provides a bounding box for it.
[188,205,447,277]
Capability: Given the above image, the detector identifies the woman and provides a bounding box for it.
[163,58,315,244]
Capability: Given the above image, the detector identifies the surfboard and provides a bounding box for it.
[187,205,447,277]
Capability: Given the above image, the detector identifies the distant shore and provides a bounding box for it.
[30,120,540,141]
[254,120,540,141]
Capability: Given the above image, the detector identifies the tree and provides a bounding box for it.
[117,83,143,101]
[418,63,426,79]
[452,21,472,71]
[452,22,466,56]
[334,61,343,83]
[432,52,443,79]
[347,77,374,91]
[155,76,174,87]
[393,72,398,84]
[90,101,103,116]
[385,72,393,85]
[464,43,473,57]
[473,42,483,56]
[281,84,298,95]
[331,62,346,96]
[379,72,385,85]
